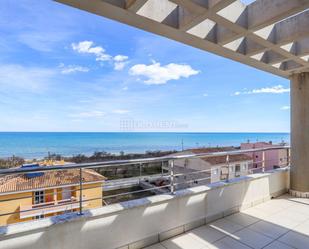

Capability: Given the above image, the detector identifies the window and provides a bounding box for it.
[235,164,241,177]
[34,190,44,204]
[235,164,241,172]
[33,191,45,220]
[242,164,247,171]
[62,187,72,200]
[213,168,219,175]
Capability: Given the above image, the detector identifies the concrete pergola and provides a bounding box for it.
[56,0,309,196]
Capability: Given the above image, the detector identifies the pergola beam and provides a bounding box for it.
[216,0,309,45]
[55,0,309,77]
[247,0,309,30]
[274,10,309,45]
[125,0,148,12]
[170,0,237,31]
[296,37,309,57]
[169,0,309,69]
[55,0,292,77]
[246,10,309,56]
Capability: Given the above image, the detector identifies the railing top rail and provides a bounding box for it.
[0,145,290,175]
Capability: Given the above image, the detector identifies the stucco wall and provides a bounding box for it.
[241,143,288,171]
[174,157,250,183]
[0,183,102,227]
[0,169,289,249]
[76,183,103,210]
[0,192,32,226]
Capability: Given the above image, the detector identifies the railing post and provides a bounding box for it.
[226,154,230,182]
[161,161,164,176]
[79,168,83,215]
[262,150,266,173]
[139,163,142,177]
[287,147,291,166]
[170,160,175,194]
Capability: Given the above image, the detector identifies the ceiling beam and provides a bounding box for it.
[217,0,309,45]
[170,0,237,31]
[208,0,237,11]
[246,10,309,56]
[274,10,309,45]
[55,0,291,78]
[296,37,309,57]
[260,51,287,65]
[55,0,309,77]
[133,0,178,23]
[247,0,309,31]
[125,0,148,12]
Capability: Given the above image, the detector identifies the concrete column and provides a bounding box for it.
[53,189,58,204]
[290,72,309,197]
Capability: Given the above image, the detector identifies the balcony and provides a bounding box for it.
[143,194,309,249]
[19,197,87,219]
[0,146,299,249]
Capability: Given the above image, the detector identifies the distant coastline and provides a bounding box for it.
[0,132,290,159]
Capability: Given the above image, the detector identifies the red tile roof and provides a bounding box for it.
[0,168,105,194]
[200,154,252,165]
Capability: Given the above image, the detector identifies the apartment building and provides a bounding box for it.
[0,164,105,226]
[171,148,253,187]
[241,141,288,171]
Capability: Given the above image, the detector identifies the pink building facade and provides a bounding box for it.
[240,142,288,172]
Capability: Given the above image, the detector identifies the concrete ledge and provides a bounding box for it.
[159,226,184,242]
[289,189,309,198]
[128,234,159,249]
[184,218,206,232]
[0,168,289,249]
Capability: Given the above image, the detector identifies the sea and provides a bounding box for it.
[0,132,290,159]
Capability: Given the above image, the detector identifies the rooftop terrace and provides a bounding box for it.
[144,194,309,249]
[1,1,309,248]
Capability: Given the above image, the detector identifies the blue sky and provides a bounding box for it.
[0,0,290,132]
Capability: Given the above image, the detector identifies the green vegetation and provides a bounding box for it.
[0,150,176,179]
[0,156,25,169]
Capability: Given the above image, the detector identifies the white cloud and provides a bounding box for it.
[69,111,105,118]
[59,64,89,74]
[113,55,129,71]
[0,64,55,92]
[112,109,130,114]
[114,55,128,62]
[71,41,111,61]
[234,91,241,96]
[129,62,199,84]
[281,106,290,110]
[71,41,129,70]
[114,62,127,71]
[234,85,290,95]
[122,86,128,91]
[19,31,72,52]
[203,93,208,97]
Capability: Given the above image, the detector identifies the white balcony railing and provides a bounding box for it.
[0,145,290,221]
[20,197,87,219]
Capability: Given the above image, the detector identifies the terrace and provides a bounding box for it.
[144,194,309,249]
[0,146,292,249]
[1,0,309,248]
